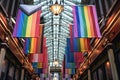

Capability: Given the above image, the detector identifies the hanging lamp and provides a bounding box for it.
[50,0,64,15]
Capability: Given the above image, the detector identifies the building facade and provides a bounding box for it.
[0,0,34,80]
[77,0,120,80]
[0,0,120,80]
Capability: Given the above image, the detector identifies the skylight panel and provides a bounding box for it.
[64,0,76,5]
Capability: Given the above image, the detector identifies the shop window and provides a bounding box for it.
[6,64,15,80]
[105,61,113,80]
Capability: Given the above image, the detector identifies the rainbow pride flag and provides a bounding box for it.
[24,37,41,54]
[29,54,43,62]
[72,5,101,38]
[33,67,43,74]
[74,52,84,63]
[71,38,90,52]
[74,52,84,68]
[13,9,41,37]
[65,69,75,74]
[24,25,43,54]
[70,25,90,52]
[31,62,43,68]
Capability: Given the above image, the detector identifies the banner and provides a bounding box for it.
[72,5,101,38]
[13,9,41,37]
[70,25,91,52]
[24,25,43,54]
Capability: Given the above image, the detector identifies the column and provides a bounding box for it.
[0,45,6,77]
[88,69,91,80]
[20,69,25,80]
[107,43,119,80]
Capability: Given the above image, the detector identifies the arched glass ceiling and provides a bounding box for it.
[33,0,81,67]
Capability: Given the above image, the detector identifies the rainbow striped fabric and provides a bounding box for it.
[74,52,84,68]
[13,9,41,37]
[32,62,43,68]
[71,38,90,52]
[24,25,43,54]
[65,69,75,74]
[33,68,43,74]
[72,5,101,38]
[65,63,76,68]
[29,54,43,62]
[24,37,41,54]
[70,25,91,52]
[74,52,84,63]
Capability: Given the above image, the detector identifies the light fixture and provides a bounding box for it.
[11,17,16,24]
[53,59,59,66]
[50,0,64,15]
[5,37,9,41]
[53,76,58,80]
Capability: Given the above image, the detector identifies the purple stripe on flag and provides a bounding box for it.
[72,6,78,37]
[92,6,101,37]
[13,9,21,36]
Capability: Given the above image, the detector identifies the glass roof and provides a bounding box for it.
[31,0,82,67]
